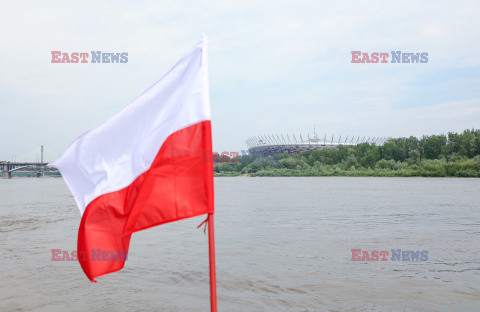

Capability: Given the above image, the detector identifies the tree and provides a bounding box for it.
[420,135,447,159]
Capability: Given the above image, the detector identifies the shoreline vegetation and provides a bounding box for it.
[214,129,480,178]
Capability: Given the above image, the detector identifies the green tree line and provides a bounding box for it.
[214,129,480,177]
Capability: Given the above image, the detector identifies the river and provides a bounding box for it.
[1,177,479,311]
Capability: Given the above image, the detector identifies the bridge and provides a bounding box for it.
[1,146,60,179]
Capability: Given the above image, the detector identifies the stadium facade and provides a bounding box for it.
[246,132,388,155]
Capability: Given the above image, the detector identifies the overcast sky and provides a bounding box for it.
[1,0,479,162]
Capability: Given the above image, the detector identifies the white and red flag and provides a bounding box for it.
[50,36,215,284]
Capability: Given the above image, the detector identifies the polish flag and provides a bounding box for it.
[50,36,214,283]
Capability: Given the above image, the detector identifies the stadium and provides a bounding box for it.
[246,132,388,155]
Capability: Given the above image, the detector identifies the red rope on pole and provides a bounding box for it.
[197,216,208,234]
[207,213,217,312]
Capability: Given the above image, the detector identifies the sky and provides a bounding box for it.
[0,0,479,162]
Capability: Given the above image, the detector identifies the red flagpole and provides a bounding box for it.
[207,213,217,312]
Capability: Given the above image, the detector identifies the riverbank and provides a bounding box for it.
[215,158,480,177]
[215,129,480,178]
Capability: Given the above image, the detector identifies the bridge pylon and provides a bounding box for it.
[37,146,45,178]
[2,164,11,179]
[36,164,44,178]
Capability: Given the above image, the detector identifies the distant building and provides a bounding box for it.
[246,132,387,155]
